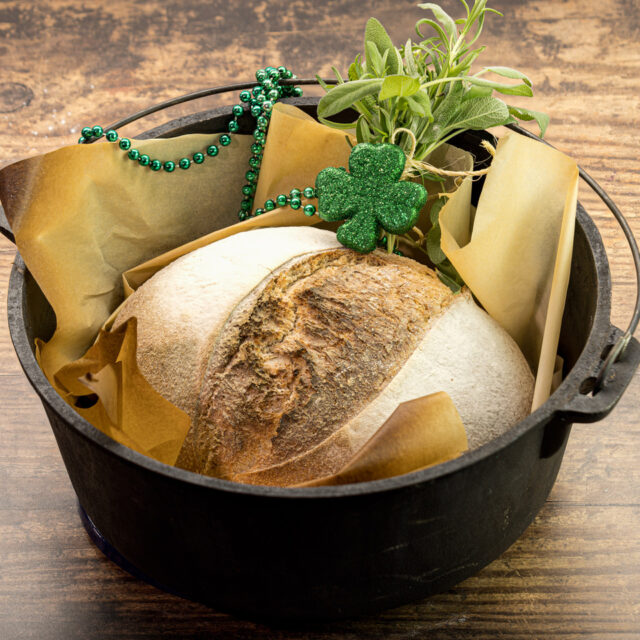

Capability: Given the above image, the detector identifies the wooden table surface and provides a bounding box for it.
[1,1,638,638]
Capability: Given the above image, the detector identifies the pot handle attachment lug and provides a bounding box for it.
[0,203,14,244]
[558,327,640,423]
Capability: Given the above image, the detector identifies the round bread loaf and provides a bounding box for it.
[114,226,534,485]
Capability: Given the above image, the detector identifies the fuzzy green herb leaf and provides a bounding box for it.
[507,105,550,137]
[444,95,510,131]
[426,223,447,264]
[481,66,532,86]
[436,266,463,293]
[365,17,401,75]
[418,3,458,41]
[379,75,421,101]
[461,75,533,96]
[403,91,433,119]
[318,78,383,118]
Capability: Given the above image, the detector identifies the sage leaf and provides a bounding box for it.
[331,66,345,84]
[404,90,433,120]
[507,105,550,137]
[444,96,509,131]
[379,75,421,100]
[365,17,400,75]
[356,115,372,143]
[426,224,446,264]
[318,117,359,130]
[481,66,532,87]
[466,75,533,97]
[463,84,493,100]
[429,197,446,225]
[418,3,458,41]
[436,267,462,293]
[415,18,450,49]
[318,78,383,118]
[365,40,385,76]
[431,83,465,130]
[403,38,418,76]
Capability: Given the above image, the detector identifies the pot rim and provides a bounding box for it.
[6,101,613,499]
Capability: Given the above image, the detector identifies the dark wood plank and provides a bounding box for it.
[0,0,639,638]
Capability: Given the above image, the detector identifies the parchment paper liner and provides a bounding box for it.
[438,132,578,408]
[0,103,576,484]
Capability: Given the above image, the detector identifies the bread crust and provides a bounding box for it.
[176,248,454,480]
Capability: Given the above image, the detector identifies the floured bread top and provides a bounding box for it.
[115,226,533,485]
[178,245,455,479]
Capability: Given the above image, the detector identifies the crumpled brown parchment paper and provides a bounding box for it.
[0,101,576,483]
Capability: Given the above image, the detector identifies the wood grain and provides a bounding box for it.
[0,1,639,638]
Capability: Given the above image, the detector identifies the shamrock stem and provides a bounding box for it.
[387,234,396,254]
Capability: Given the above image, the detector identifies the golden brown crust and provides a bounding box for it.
[175,248,454,483]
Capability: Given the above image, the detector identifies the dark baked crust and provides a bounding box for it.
[176,248,453,483]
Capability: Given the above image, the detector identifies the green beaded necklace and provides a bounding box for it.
[77,65,314,222]
[77,67,409,256]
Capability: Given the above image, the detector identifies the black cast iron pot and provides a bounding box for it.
[3,87,640,621]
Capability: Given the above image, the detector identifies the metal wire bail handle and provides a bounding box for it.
[72,82,640,394]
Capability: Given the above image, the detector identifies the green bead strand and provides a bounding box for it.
[77,65,304,219]
[251,186,317,221]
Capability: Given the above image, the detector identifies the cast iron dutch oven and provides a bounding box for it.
[3,82,640,621]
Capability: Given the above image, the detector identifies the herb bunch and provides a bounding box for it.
[318,0,548,158]
[316,1,548,290]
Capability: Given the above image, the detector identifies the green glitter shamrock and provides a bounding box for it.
[315,142,428,253]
